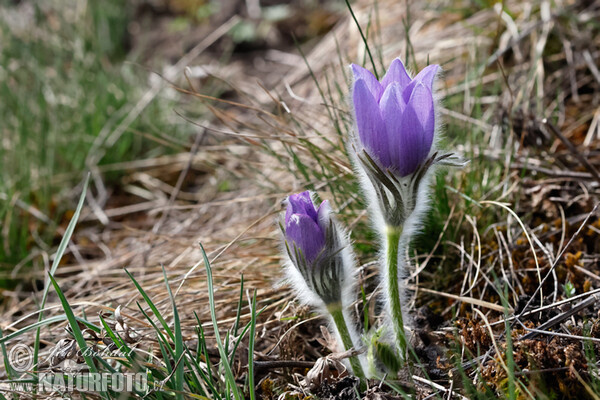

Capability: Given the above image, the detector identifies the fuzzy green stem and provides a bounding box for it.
[386,226,407,358]
[328,305,366,387]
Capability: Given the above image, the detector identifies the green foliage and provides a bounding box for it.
[0,175,259,398]
[563,281,576,298]
[34,174,91,374]
[370,328,402,374]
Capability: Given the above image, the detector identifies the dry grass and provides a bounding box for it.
[2,0,600,398]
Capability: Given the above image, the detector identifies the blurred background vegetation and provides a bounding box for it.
[0,0,182,280]
[0,0,342,287]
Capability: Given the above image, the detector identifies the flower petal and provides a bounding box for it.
[402,64,440,102]
[381,58,411,89]
[413,64,440,89]
[396,82,434,175]
[285,214,325,263]
[286,191,317,224]
[351,64,383,100]
[316,200,332,233]
[380,83,408,172]
[353,79,388,166]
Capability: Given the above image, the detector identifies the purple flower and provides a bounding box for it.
[281,191,351,307]
[284,191,331,264]
[351,58,439,177]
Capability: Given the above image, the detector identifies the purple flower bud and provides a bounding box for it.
[284,191,329,264]
[351,58,439,177]
[282,191,352,306]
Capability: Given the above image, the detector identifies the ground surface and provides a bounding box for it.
[2,0,600,399]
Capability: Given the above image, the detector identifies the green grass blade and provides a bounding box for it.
[344,0,379,79]
[162,265,185,400]
[180,345,212,398]
[126,268,175,341]
[228,302,266,371]
[361,285,369,331]
[47,274,98,374]
[248,290,257,400]
[194,313,220,396]
[98,315,135,370]
[200,243,242,400]
[0,328,14,380]
[0,315,99,345]
[232,274,244,338]
[34,173,90,371]
[137,303,175,360]
[156,337,175,382]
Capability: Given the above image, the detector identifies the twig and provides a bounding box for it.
[412,375,468,400]
[542,119,600,185]
[254,360,315,371]
[490,287,600,327]
[516,203,599,320]
[409,286,507,312]
[518,292,600,340]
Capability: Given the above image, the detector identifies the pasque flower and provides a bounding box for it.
[349,58,462,230]
[281,191,366,381]
[349,58,465,362]
[352,58,439,177]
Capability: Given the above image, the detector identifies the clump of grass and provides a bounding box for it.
[0,179,260,398]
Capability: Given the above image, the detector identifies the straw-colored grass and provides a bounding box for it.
[2,0,600,398]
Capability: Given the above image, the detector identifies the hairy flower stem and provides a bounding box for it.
[386,226,407,358]
[328,305,366,387]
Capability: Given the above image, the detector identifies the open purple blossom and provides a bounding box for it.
[351,58,439,177]
[284,191,330,265]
